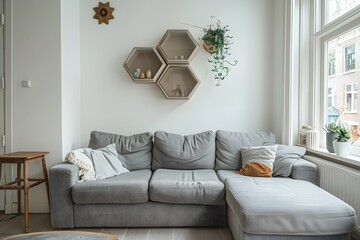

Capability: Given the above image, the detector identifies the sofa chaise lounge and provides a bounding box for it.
[49,130,356,240]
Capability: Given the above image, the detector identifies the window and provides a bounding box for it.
[320,1,360,152]
[345,83,357,112]
[328,86,336,107]
[344,44,355,72]
[328,51,336,75]
[326,28,360,124]
[326,0,360,24]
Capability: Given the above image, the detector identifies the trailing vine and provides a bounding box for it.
[202,16,238,86]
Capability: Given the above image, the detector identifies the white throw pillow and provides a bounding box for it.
[64,148,96,181]
[239,145,278,177]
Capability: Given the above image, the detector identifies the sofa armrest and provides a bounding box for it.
[49,163,79,228]
[290,158,318,185]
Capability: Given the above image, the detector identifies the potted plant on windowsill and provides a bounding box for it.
[333,126,351,156]
[323,123,340,153]
[201,16,238,86]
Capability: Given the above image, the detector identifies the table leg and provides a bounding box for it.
[23,160,29,233]
[41,156,50,210]
[17,163,21,214]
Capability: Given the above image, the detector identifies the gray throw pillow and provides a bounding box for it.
[215,130,276,170]
[83,143,129,180]
[88,131,153,170]
[273,144,306,177]
[152,130,215,170]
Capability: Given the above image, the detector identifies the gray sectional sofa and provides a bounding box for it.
[49,130,356,240]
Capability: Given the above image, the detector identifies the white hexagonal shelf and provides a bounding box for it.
[123,47,166,83]
[157,65,200,99]
[157,29,199,64]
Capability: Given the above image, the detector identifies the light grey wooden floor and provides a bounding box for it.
[0,213,233,240]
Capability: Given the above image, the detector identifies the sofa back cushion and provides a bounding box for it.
[215,130,276,170]
[152,131,215,170]
[88,131,153,170]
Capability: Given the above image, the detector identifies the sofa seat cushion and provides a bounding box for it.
[150,169,225,205]
[216,170,247,183]
[226,177,356,235]
[72,169,151,204]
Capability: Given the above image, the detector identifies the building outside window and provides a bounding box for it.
[326,27,360,143]
[344,44,355,72]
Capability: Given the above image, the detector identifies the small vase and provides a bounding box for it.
[326,133,338,153]
[333,141,351,156]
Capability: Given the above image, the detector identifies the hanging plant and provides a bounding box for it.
[202,16,238,86]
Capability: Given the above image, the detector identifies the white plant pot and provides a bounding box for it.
[333,141,351,156]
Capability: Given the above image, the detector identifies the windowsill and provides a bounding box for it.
[305,147,360,170]
[343,69,357,75]
[328,69,359,77]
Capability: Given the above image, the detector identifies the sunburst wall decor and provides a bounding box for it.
[93,2,114,25]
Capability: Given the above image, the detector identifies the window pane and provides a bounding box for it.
[327,0,360,24]
[345,44,355,54]
[326,28,359,141]
[345,44,356,71]
[354,93,358,109]
[346,84,352,92]
[346,93,352,111]
[328,51,336,75]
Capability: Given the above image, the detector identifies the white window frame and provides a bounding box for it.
[344,83,357,113]
[312,1,360,150]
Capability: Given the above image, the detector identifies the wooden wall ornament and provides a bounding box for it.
[93,2,114,25]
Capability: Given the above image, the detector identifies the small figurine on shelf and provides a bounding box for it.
[171,84,183,97]
[133,68,141,78]
[146,69,152,79]
[180,55,185,60]
[139,72,146,79]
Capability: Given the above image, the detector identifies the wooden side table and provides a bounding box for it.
[0,151,50,233]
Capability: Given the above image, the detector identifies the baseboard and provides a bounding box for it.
[5,202,49,214]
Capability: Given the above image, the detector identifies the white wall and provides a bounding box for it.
[11,0,62,213]
[272,0,286,142]
[61,0,81,156]
[79,0,282,146]
[7,0,285,213]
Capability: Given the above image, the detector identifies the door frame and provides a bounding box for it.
[4,0,11,154]
[1,0,12,213]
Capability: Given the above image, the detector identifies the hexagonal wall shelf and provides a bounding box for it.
[157,29,199,64]
[157,65,200,99]
[124,47,166,83]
